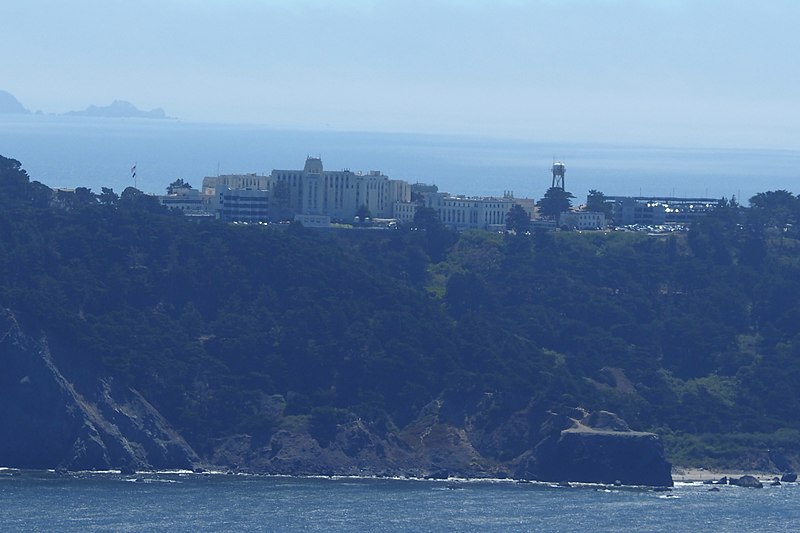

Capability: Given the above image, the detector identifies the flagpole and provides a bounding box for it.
[131,162,137,190]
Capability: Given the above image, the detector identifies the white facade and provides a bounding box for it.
[160,187,211,216]
[425,193,514,231]
[394,202,418,224]
[559,211,607,230]
[294,214,332,228]
[202,174,270,196]
[270,158,411,221]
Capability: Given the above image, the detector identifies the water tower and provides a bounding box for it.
[551,161,566,190]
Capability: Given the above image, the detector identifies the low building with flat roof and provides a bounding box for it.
[607,196,720,226]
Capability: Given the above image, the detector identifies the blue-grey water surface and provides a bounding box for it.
[2,115,799,202]
[1,470,797,532]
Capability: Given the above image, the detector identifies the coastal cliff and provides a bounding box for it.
[205,395,676,485]
[0,309,199,471]
[3,153,800,481]
[1,308,670,484]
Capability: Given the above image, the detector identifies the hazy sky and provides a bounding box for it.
[3,0,799,149]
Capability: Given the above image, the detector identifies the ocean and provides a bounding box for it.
[0,470,797,532]
[1,115,798,203]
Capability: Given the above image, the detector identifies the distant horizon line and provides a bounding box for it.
[3,111,800,157]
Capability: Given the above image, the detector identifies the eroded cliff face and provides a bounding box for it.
[207,395,674,486]
[0,309,199,471]
[0,308,673,485]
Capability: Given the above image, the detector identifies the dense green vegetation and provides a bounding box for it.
[2,154,800,467]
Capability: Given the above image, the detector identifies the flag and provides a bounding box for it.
[131,163,137,179]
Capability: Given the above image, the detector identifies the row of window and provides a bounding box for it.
[221,197,269,202]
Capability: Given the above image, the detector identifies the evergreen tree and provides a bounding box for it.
[537,187,574,219]
[505,204,531,233]
[586,189,613,218]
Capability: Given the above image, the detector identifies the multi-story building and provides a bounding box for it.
[193,158,413,223]
[393,201,418,225]
[607,196,720,226]
[214,186,270,223]
[201,173,270,196]
[424,192,515,231]
[176,158,550,233]
[159,187,213,218]
[270,157,411,222]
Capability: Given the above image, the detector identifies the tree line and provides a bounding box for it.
[2,153,800,467]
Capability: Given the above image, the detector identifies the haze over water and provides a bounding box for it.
[3,1,799,202]
[2,114,798,204]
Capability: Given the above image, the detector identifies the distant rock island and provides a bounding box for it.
[64,100,172,119]
[0,90,173,119]
[0,90,31,114]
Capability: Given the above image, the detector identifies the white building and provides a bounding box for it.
[425,192,515,231]
[270,157,411,222]
[294,214,332,228]
[160,187,212,217]
[606,196,719,226]
[201,174,270,197]
[393,201,418,225]
[559,211,607,230]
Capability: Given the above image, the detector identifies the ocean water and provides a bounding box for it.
[0,470,797,532]
[1,115,799,202]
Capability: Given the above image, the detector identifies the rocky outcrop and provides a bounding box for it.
[207,397,672,486]
[0,309,672,484]
[730,475,763,488]
[0,309,199,471]
[516,408,673,487]
[212,421,421,478]
[209,403,499,479]
[64,100,169,119]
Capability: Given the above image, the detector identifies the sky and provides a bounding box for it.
[3,0,800,150]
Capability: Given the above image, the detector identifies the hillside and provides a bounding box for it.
[1,154,799,478]
[0,90,30,114]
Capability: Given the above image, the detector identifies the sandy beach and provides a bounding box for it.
[671,467,781,483]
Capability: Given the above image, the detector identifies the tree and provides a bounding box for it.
[99,187,119,207]
[167,178,193,194]
[73,187,97,207]
[120,186,163,212]
[29,181,53,208]
[749,190,799,247]
[54,187,96,210]
[412,206,442,231]
[506,204,531,233]
[749,190,798,230]
[537,187,574,220]
[586,189,613,219]
[412,206,457,262]
[355,204,372,225]
[0,155,31,204]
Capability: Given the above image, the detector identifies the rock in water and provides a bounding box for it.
[781,473,797,482]
[531,410,673,487]
[731,475,763,488]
